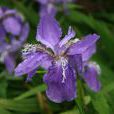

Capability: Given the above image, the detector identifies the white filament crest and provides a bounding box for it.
[60,57,68,83]
[22,44,37,57]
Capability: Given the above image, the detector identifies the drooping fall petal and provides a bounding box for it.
[43,63,76,103]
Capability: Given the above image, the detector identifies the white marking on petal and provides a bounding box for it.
[70,38,80,44]
[60,57,68,83]
[66,38,80,48]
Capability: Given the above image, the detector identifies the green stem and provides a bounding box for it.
[75,79,85,114]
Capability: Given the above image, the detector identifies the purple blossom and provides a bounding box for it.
[0,7,29,73]
[15,14,101,103]
[37,0,75,17]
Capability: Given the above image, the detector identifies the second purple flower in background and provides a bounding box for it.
[37,0,76,16]
[0,7,29,73]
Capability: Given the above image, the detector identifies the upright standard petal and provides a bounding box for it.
[83,62,101,92]
[67,34,100,61]
[4,54,15,73]
[15,53,46,76]
[36,15,62,49]
[59,26,76,47]
[43,63,76,103]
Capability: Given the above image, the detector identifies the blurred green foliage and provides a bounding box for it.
[0,0,114,114]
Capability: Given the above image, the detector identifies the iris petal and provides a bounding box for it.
[36,14,62,50]
[59,26,76,47]
[3,17,21,35]
[69,54,82,74]
[43,63,76,103]
[15,53,47,76]
[67,34,100,61]
[83,62,101,92]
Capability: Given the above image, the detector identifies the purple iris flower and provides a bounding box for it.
[0,7,29,73]
[15,14,101,103]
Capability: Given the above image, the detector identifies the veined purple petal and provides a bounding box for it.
[59,26,76,47]
[43,63,76,103]
[82,44,96,61]
[3,17,21,35]
[83,62,101,92]
[4,54,15,73]
[67,34,100,61]
[15,52,52,76]
[69,54,82,74]
[36,15,62,49]
[15,53,45,76]
[40,55,53,70]
[21,43,53,69]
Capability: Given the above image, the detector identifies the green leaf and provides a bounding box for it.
[92,94,110,114]
[66,4,82,10]
[14,84,46,100]
[94,56,114,85]
[60,109,80,114]
[75,80,85,114]
[0,74,8,98]
[101,83,114,94]
[84,96,91,105]
[0,107,12,114]
[0,98,40,112]
[12,1,38,26]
